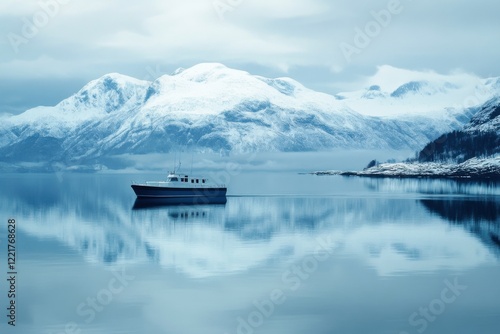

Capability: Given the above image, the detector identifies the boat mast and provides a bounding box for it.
[172,151,177,173]
[190,152,194,175]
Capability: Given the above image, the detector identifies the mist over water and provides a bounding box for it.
[118,149,413,173]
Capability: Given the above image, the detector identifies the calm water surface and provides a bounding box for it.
[0,172,499,334]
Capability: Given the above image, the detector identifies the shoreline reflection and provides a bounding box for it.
[1,174,499,278]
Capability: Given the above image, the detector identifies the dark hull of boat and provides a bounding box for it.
[131,184,227,199]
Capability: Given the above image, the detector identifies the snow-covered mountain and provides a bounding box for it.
[336,65,500,117]
[321,98,500,179]
[418,97,500,163]
[0,63,498,169]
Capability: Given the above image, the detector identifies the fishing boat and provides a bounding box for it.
[131,172,227,200]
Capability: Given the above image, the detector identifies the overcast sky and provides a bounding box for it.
[1,0,499,115]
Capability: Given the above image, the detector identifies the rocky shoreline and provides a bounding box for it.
[311,157,500,179]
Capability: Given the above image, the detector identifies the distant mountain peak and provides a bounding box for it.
[57,72,149,114]
[172,62,243,83]
[184,62,228,72]
[172,67,185,75]
[90,72,149,86]
[366,65,479,93]
[390,80,461,98]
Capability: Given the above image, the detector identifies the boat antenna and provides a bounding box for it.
[173,150,177,173]
[190,151,194,175]
[179,149,182,172]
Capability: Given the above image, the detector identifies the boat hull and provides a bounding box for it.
[131,184,227,199]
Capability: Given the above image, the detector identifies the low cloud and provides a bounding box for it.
[1,0,499,113]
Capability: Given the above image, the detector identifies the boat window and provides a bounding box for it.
[169,177,179,182]
[202,179,206,183]
[191,179,194,183]
[196,179,199,183]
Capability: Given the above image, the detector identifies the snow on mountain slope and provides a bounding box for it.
[141,63,346,117]
[58,73,150,115]
[86,64,454,157]
[320,98,500,178]
[465,97,500,134]
[10,73,150,132]
[337,156,500,179]
[414,97,500,163]
[0,63,499,167]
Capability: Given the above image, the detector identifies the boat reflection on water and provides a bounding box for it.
[132,196,227,209]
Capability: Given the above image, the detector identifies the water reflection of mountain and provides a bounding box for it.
[421,198,500,256]
[1,174,498,277]
[421,198,500,222]
[363,177,500,256]
[363,178,500,196]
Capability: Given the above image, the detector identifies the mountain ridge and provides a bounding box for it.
[323,98,500,179]
[418,97,500,163]
[1,63,498,170]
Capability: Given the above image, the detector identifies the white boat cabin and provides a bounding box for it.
[166,173,209,185]
[142,172,221,188]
